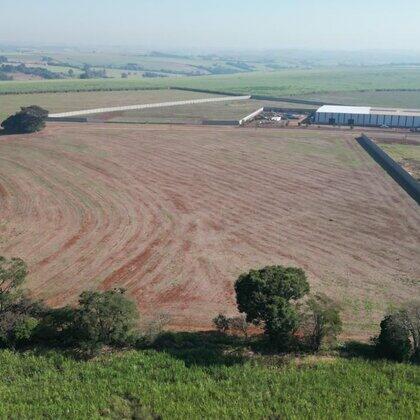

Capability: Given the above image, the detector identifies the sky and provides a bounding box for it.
[1,0,420,51]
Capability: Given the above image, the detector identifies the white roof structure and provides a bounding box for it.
[317,105,371,114]
[317,105,420,117]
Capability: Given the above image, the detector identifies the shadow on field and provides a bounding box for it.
[145,331,251,367]
[339,341,378,360]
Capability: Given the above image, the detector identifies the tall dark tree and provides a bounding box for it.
[376,311,412,362]
[1,106,48,134]
[376,303,420,362]
[235,265,309,350]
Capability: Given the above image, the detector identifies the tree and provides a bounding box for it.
[302,293,342,352]
[1,106,48,134]
[21,105,49,119]
[376,303,420,362]
[68,69,74,77]
[403,302,420,361]
[228,316,249,338]
[235,266,309,350]
[0,257,43,347]
[213,314,249,337]
[264,298,301,348]
[0,71,12,81]
[72,288,139,352]
[35,306,76,346]
[376,311,411,362]
[213,314,230,334]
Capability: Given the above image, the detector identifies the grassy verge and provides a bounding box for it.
[0,334,418,419]
[378,143,420,180]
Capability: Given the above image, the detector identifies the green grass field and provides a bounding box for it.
[377,143,420,180]
[1,67,420,98]
[0,348,418,419]
[294,91,420,108]
[378,143,420,162]
[98,99,312,124]
[0,89,221,121]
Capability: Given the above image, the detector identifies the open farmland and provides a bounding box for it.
[90,99,313,124]
[293,90,420,109]
[1,67,420,98]
[0,124,419,337]
[0,89,222,122]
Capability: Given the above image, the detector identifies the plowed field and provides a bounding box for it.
[0,124,419,337]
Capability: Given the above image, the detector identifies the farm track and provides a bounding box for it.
[0,124,419,336]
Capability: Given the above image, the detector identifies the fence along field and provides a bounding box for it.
[0,124,418,338]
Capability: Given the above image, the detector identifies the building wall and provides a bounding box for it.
[315,112,420,128]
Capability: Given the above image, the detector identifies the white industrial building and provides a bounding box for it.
[314,105,420,129]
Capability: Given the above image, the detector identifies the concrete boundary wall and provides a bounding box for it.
[46,116,88,123]
[250,95,332,106]
[202,120,239,126]
[48,95,251,118]
[357,134,420,204]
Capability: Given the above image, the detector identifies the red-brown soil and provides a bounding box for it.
[0,124,419,338]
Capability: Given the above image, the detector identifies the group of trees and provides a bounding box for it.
[213,265,419,361]
[1,105,48,134]
[215,265,342,352]
[79,65,107,79]
[1,255,418,362]
[0,63,64,79]
[0,257,138,356]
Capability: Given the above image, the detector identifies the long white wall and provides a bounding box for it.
[48,95,251,118]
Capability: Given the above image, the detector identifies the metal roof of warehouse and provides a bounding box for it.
[317,105,420,117]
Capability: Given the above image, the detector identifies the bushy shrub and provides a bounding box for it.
[35,288,140,356]
[72,289,139,350]
[213,314,249,337]
[376,311,411,362]
[376,302,420,362]
[301,293,342,352]
[228,316,249,338]
[0,256,45,347]
[213,314,230,334]
[35,306,76,346]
